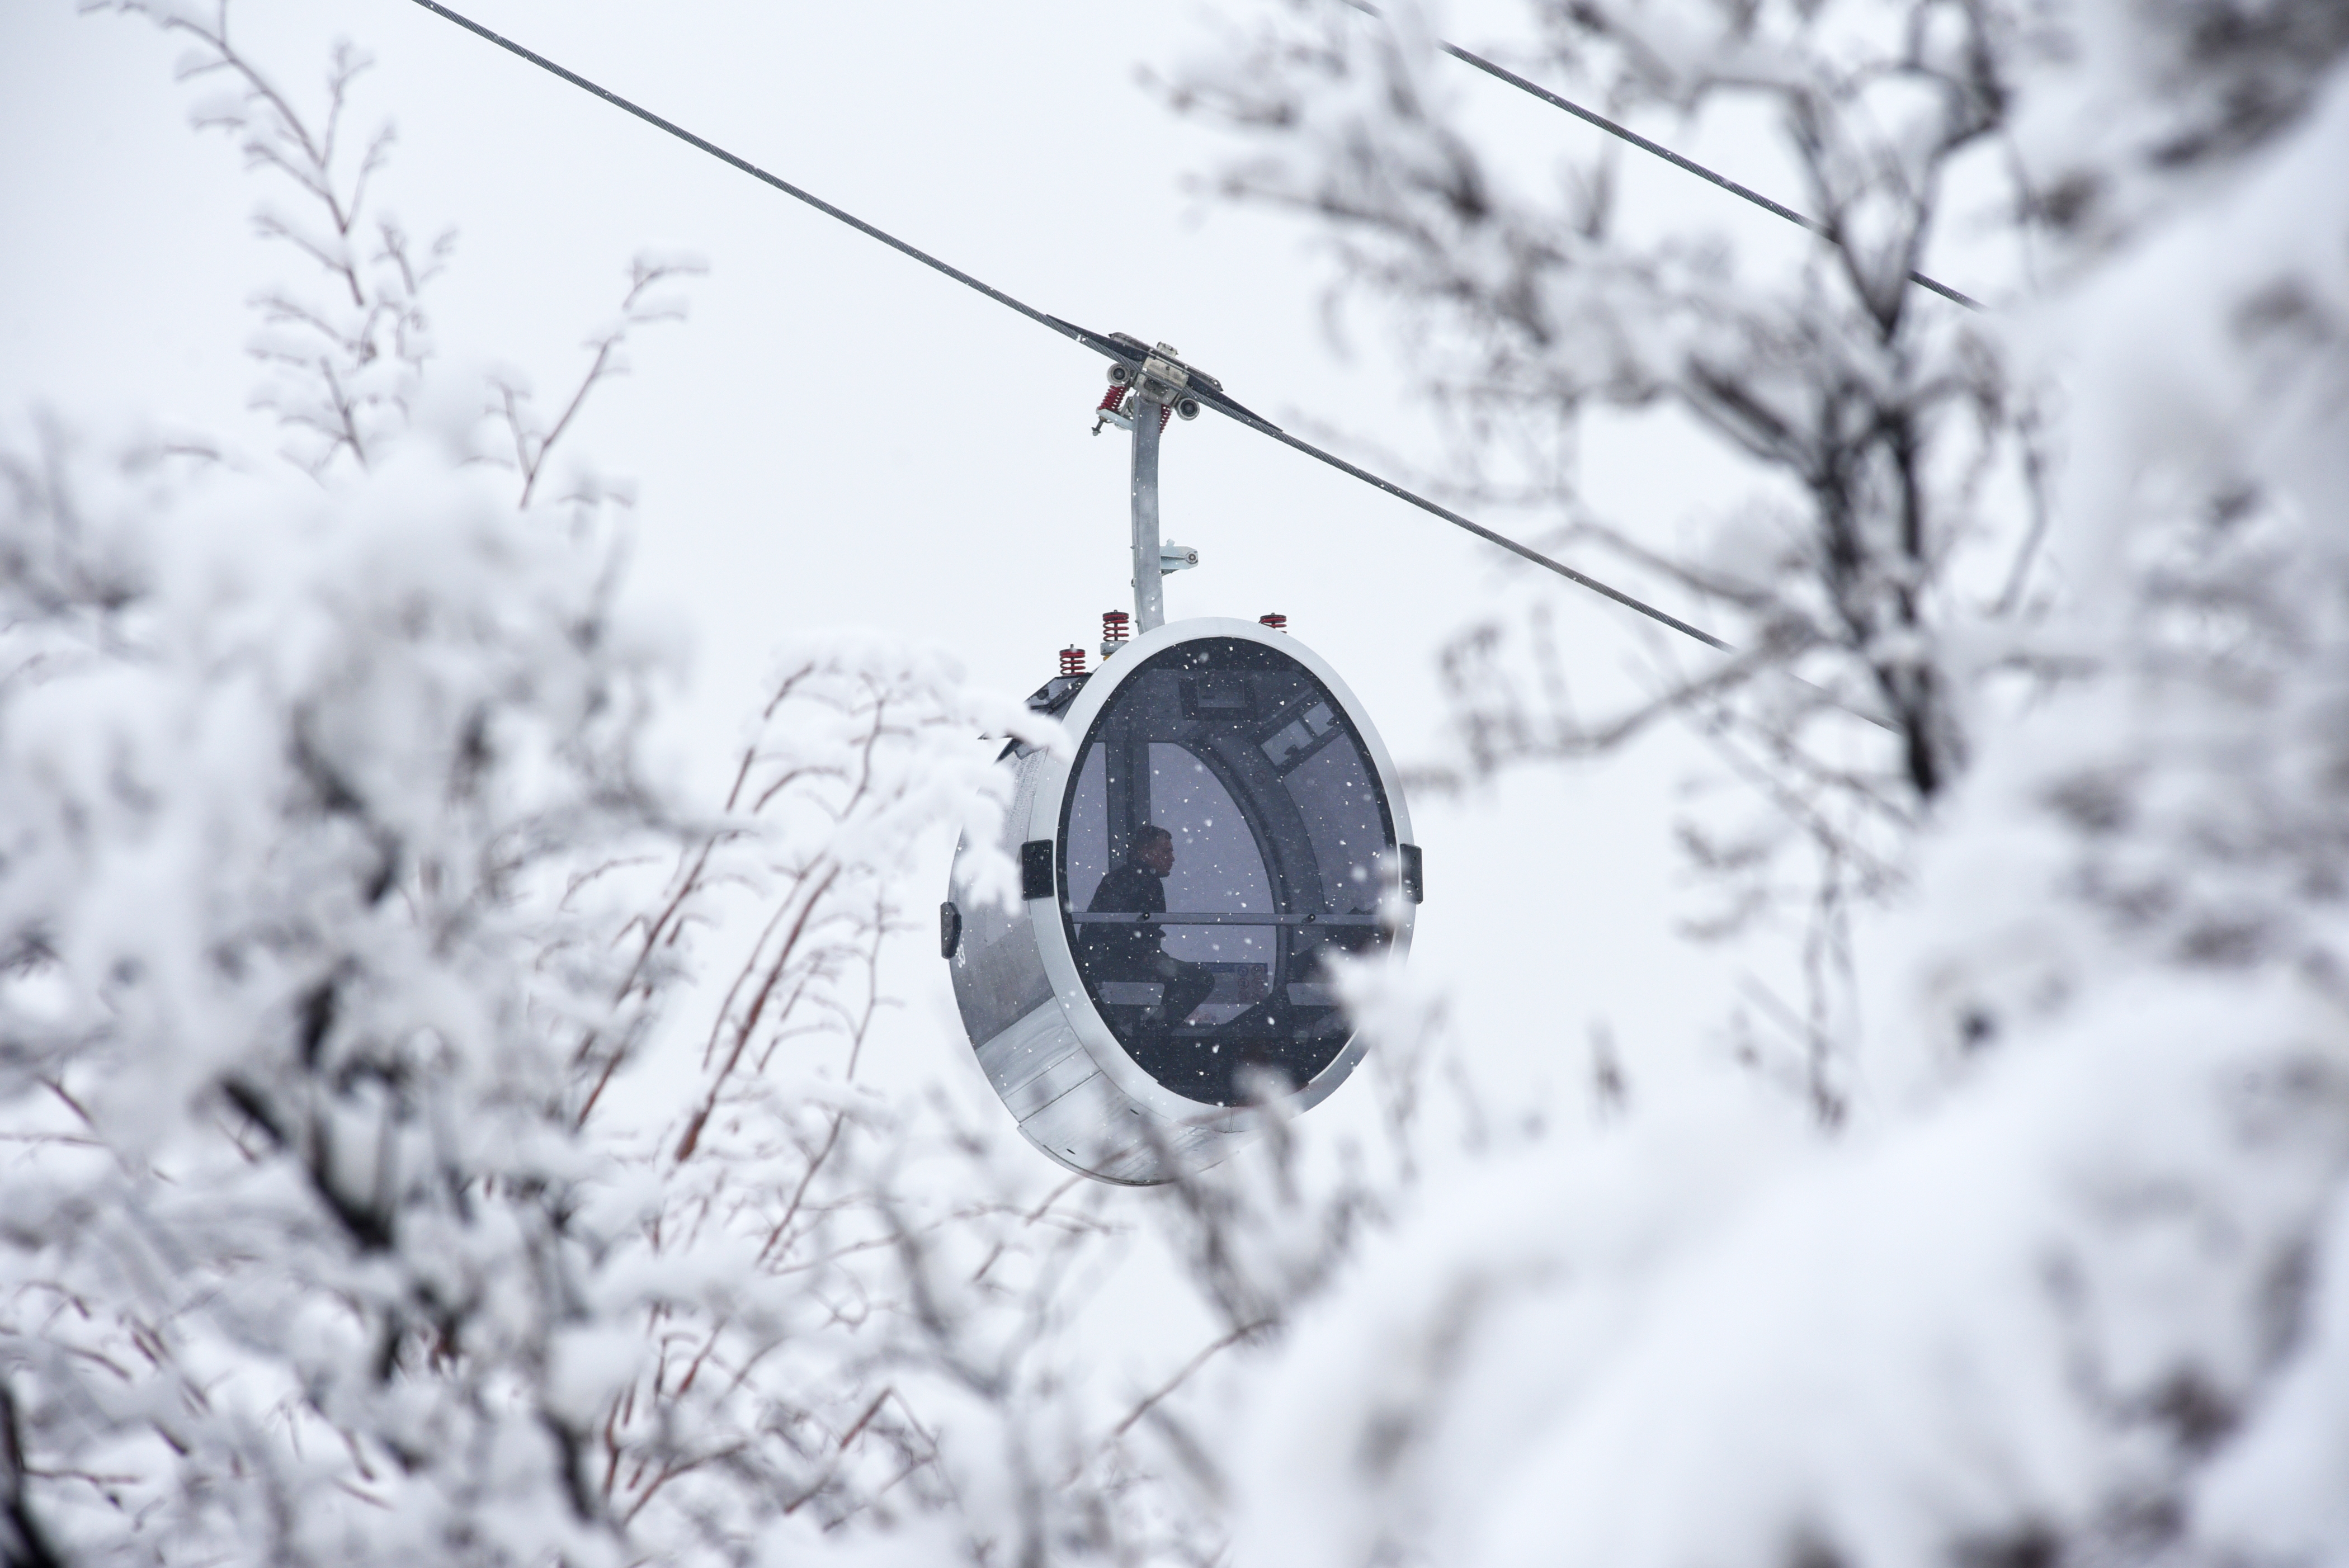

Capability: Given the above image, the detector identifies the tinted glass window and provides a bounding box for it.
[1058,637,1398,1104]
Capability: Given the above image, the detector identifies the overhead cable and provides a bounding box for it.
[1340,0,1983,311]
[399,0,1729,653]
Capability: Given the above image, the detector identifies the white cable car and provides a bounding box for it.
[942,342,1422,1184]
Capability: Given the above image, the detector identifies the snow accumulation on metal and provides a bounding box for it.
[945,617,1421,1186]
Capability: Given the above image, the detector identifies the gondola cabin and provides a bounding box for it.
[944,617,1422,1184]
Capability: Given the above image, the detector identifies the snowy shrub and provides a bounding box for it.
[0,6,1022,1562]
[0,418,680,1566]
[1169,2,2349,1566]
[571,639,1099,1559]
[0,6,707,1559]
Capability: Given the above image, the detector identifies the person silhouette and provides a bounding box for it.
[1083,824,1215,1028]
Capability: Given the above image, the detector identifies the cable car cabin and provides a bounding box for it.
[944,617,1422,1185]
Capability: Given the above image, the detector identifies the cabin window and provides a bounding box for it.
[1059,637,1398,1104]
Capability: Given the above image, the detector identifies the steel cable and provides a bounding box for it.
[399,0,1739,655]
[1339,0,1983,311]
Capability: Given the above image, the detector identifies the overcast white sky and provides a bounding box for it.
[0,0,1927,1120]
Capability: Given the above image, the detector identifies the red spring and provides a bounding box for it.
[1059,646,1087,677]
[1260,613,1288,633]
[1102,609,1131,645]
[1095,385,1129,415]
[1157,402,1173,432]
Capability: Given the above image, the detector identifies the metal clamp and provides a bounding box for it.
[1139,344,1207,420]
[1137,342,1188,400]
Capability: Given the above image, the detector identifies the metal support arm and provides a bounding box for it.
[1129,391,1165,633]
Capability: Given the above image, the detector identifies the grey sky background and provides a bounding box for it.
[0,0,1937,1126]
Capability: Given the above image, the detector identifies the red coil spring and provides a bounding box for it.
[1059,646,1087,677]
[1102,609,1131,645]
[1260,613,1288,633]
[1096,388,1172,431]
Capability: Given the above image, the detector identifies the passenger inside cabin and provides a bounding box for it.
[1082,824,1216,1029]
